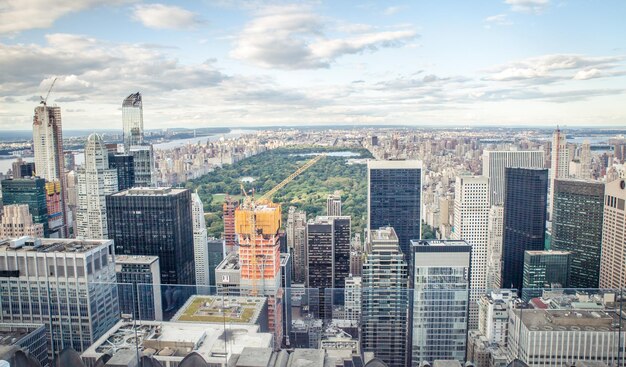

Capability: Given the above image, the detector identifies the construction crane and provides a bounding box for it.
[236,153,326,295]
[40,77,58,106]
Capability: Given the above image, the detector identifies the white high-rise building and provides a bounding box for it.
[486,205,504,290]
[477,290,516,345]
[0,237,120,353]
[76,134,118,239]
[122,92,144,153]
[191,193,209,287]
[452,175,489,329]
[549,127,570,218]
[482,150,545,205]
[32,104,67,237]
[327,191,342,216]
[599,178,626,289]
[344,275,361,321]
[580,140,592,179]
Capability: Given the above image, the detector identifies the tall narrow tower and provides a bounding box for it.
[32,103,67,237]
[191,193,210,287]
[122,92,144,153]
[76,133,118,239]
[549,127,569,218]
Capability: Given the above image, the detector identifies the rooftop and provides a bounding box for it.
[0,237,111,254]
[82,320,272,364]
[367,159,422,170]
[0,324,44,346]
[525,250,572,256]
[172,295,266,324]
[115,255,159,265]
[111,187,187,196]
[515,309,625,332]
[217,254,241,271]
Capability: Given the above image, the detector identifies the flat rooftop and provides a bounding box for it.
[515,309,625,332]
[217,254,241,271]
[172,295,265,324]
[82,320,272,364]
[115,255,159,265]
[367,159,422,169]
[111,187,187,196]
[411,239,470,247]
[525,250,571,256]
[0,237,111,254]
[0,324,44,346]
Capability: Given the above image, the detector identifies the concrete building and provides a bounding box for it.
[32,104,67,237]
[192,193,210,287]
[507,308,626,366]
[486,205,504,290]
[599,178,626,289]
[368,160,422,259]
[477,290,517,346]
[482,150,545,206]
[522,250,572,302]
[215,253,241,295]
[361,227,408,367]
[115,255,163,321]
[550,127,570,219]
[411,240,471,364]
[81,320,273,367]
[0,204,44,238]
[327,191,342,216]
[344,276,361,322]
[0,323,48,367]
[502,168,548,292]
[76,133,118,239]
[551,179,604,288]
[286,207,307,284]
[1,177,49,236]
[0,237,119,353]
[452,175,489,328]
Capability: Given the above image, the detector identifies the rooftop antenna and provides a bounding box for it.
[40,77,58,106]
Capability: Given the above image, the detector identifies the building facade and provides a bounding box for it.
[0,237,119,353]
[368,160,422,258]
[106,188,195,287]
[191,193,209,287]
[108,154,135,191]
[599,178,626,289]
[521,250,572,302]
[76,134,118,239]
[115,255,162,321]
[1,178,49,236]
[411,239,471,364]
[128,145,156,187]
[361,227,408,367]
[551,179,604,288]
[486,205,504,290]
[482,150,545,206]
[0,204,44,238]
[122,92,144,152]
[286,207,307,284]
[327,191,342,216]
[502,168,548,292]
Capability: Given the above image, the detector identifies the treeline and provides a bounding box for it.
[186,146,373,238]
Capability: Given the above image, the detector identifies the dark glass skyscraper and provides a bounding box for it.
[108,153,135,191]
[551,179,604,288]
[106,187,195,286]
[521,250,572,302]
[368,160,422,258]
[502,167,548,292]
[1,177,49,236]
[307,218,333,319]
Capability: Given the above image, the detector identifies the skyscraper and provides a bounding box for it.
[76,133,118,239]
[108,154,135,191]
[361,227,408,367]
[579,140,592,180]
[11,158,35,179]
[32,104,67,236]
[115,255,163,321]
[0,237,119,354]
[129,145,155,187]
[122,92,143,152]
[327,191,342,216]
[207,238,225,287]
[599,178,626,289]
[452,175,489,328]
[106,187,195,286]
[549,127,570,218]
[521,250,572,302]
[191,193,209,287]
[368,160,422,258]
[0,204,44,238]
[486,205,504,290]
[411,239,471,364]
[1,177,48,236]
[482,150,545,205]
[551,179,604,288]
[222,196,238,254]
[502,168,548,292]
[286,206,307,283]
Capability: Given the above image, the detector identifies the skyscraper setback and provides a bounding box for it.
[502,168,548,292]
[368,160,422,258]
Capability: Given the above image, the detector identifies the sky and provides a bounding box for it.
[0,0,625,130]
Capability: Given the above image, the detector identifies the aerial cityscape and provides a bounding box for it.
[1,1,626,367]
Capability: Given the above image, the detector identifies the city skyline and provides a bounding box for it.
[1,0,625,130]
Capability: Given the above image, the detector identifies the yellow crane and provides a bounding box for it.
[237,153,326,295]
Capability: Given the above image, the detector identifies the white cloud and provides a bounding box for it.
[484,14,513,27]
[383,6,404,16]
[132,4,204,30]
[0,0,131,34]
[485,54,624,82]
[505,0,550,14]
[230,5,417,69]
